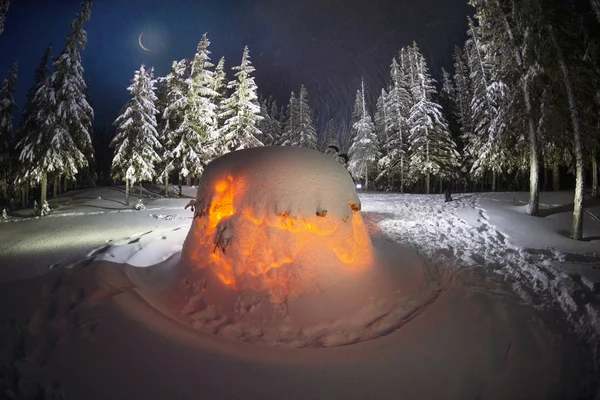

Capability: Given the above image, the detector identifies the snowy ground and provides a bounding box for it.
[0,186,599,399]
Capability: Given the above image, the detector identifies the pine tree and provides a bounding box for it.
[257,98,274,145]
[217,46,263,153]
[408,45,459,194]
[0,0,11,35]
[14,45,52,206]
[185,33,218,173]
[348,79,379,189]
[268,100,282,145]
[374,88,390,153]
[530,0,587,239]
[0,60,17,202]
[212,56,227,130]
[340,90,362,154]
[20,1,95,204]
[453,46,473,144]
[465,20,507,189]
[469,0,543,214]
[380,57,412,192]
[280,91,298,146]
[160,59,190,194]
[452,45,474,189]
[111,65,161,206]
[294,85,317,148]
[212,57,227,99]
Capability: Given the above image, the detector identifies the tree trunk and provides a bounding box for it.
[524,80,540,216]
[492,170,497,192]
[125,179,130,206]
[553,162,560,191]
[165,175,169,198]
[25,183,29,206]
[545,26,584,239]
[365,164,369,191]
[400,156,404,193]
[63,176,68,193]
[53,175,58,198]
[425,173,430,195]
[592,152,598,198]
[41,171,48,205]
[186,174,192,187]
[178,175,183,197]
[139,182,143,199]
[21,186,26,208]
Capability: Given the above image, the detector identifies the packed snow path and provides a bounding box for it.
[361,192,600,344]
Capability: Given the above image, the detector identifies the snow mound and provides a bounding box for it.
[182,146,370,301]
[168,147,437,346]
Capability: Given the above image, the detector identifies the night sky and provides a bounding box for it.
[0,0,472,131]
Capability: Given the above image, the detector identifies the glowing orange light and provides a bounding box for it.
[186,174,373,300]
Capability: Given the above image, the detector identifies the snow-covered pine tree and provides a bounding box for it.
[469,0,543,214]
[407,44,459,194]
[465,19,507,191]
[217,46,263,153]
[379,57,412,192]
[374,88,390,154]
[293,85,317,149]
[257,97,282,146]
[373,89,390,190]
[268,100,282,145]
[211,56,227,130]
[153,74,170,195]
[530,0,587,239]
[159,59,188,196]
[24,0,95,204]
[348,79,379,190]
[452,45,475,190]
[453,46,473,146]
[280,91,298,146]
[340,90,362,154]
[257,98,274,145]
[185,33,218,177]
[111,65,162,206]
[0,60,17,202]
[14,45,52,207]
[212,57,227,95]
[0,0,11,35]
[440,67,459,137]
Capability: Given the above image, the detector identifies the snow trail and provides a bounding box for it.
[361,192,600,352]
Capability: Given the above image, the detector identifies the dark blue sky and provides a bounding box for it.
[0,0,472,130]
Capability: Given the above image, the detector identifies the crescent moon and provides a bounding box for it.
[138,32,151,52]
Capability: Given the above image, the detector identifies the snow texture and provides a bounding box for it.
[0,187,599,399]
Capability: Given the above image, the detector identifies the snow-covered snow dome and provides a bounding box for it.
[182,146,372,303]
[173,146,438,347]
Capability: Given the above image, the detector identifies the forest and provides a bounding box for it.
[0,0,599,241]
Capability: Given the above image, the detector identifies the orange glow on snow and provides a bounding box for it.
[186,175,373,302]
